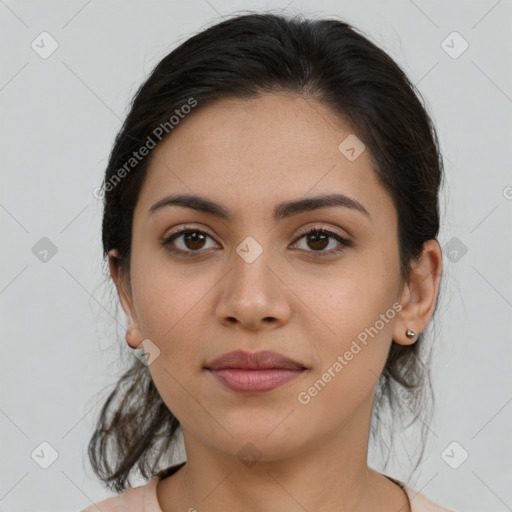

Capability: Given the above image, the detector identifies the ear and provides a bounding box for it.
[393,239,443,346]
[108,249,143,349]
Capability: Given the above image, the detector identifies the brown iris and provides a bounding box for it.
[306,231,329,251]
[183,231,207,250]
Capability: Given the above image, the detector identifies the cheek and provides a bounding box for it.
[130,268,211,425]
[129,269,217,417]
[301,261,397,337]
[131,255,212,341]
[300,257,399,387]
[296,292,398,426]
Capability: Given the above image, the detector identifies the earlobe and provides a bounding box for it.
[125,322,144,349]
[393,240,443,346]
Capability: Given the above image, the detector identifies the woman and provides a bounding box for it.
[81,12,452,512]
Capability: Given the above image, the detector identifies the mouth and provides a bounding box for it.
[204,350,307,394]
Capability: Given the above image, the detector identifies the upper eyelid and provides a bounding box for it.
[164,225,217,241]
[294,225,349,239]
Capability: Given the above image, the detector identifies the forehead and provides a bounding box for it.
[135,93,393,222]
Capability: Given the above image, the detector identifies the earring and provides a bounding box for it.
[405,329,416,339]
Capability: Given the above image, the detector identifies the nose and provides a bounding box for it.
[214,245,292,331]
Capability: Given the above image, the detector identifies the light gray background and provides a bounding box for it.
[1,1,511,511]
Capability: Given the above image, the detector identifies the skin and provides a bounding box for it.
[109,93,442,512]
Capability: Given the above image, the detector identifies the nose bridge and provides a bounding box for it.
[215,234,290,328]
[233,238,273,293]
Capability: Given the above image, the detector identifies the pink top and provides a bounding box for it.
[80,463,453,512]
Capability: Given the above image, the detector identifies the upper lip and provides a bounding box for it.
[205,350,306,371]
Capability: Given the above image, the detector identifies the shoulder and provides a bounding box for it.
[403,483,454,512]
[79,462,186,512]
[79,475,161,512]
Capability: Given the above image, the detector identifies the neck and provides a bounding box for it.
[157,398,410,511]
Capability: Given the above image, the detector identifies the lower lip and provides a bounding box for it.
[207,368,304,394]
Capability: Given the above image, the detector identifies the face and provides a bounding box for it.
[114,93,409,462]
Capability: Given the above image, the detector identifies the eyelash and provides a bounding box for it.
[162,225,352,259]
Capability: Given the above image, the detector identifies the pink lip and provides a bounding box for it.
[208,368,304,394]
[205,350,307,394]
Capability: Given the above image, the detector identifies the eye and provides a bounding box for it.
[162,226,219,256]
[291,227,351,257]
[162,225,351,258]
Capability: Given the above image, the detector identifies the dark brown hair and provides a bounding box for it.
[89,11,444,492]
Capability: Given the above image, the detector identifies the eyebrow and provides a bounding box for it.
[148,193,370,221]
